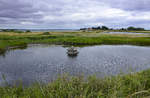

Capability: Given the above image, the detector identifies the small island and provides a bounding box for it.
[67,46,79,56]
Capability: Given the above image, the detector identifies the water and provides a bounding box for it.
[19,29,78,32]
[0,29,78,32]
[0,45,150,85]
[106,32,148,34]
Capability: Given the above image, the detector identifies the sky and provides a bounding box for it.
[0,0,150,29]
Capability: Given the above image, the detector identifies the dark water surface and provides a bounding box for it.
[20,29,77,32]
[0,45,150,85]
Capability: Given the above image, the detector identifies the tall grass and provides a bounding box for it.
[0,69,150,98]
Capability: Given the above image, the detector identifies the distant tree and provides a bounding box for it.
[92,27,96,30]
[127,26,145,31]
[92,26,101,30]
[136,28,145,31]
[80,28,87,30]
[127,26,136,30]
[2,29,9,32]
[97,26,101,30]
[80,26,110,31]
[26,30,31,33]
[101,26,109,30]
[1,29,15,32]
[120,28,126,31]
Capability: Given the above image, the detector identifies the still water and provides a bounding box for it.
[106,32,149,34]
[0,45,150,85]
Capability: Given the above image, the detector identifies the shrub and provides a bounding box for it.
[26,30,31,33]
[14,30,24,33]
[43,32,50,35]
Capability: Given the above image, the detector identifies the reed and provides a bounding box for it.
[0,69,150,98]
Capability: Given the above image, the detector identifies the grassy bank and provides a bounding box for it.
[0,69,150,97]
[0,31,150,53]
[0,40,27,52]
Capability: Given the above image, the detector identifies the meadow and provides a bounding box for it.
[0,31,150,53]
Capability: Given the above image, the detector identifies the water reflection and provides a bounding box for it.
[106,32,149,34]
[0,45,150,85]
[0,51,6,57]
[0,46,27,57]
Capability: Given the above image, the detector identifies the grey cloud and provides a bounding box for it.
[102,0,150,11]
[0,0,150,29]
[0,0,43,27]
[0,0,39,18]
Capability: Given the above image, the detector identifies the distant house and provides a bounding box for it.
[87,28,93,31]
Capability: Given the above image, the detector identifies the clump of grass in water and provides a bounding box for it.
[0,70,150,97]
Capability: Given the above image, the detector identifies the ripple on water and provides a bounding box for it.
[0,45,150,85]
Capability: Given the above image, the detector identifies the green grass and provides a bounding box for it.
[0,69,150,98]
[0,32,150,53]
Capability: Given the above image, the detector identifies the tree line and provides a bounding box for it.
[80,26,145,31]
[0,29,31,33]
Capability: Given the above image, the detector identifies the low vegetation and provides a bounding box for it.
[80,26,146,31]
[0,31,150,53]
[0,29,31,33]
[43,32,51,35]
[0,69,150,97]
[26,30,31,33]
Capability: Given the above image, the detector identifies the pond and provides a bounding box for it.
[0,44,150,85]
[105,32,149,34]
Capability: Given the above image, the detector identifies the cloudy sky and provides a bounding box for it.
[0,0,150,29]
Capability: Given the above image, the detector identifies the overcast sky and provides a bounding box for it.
[0,0,150,29]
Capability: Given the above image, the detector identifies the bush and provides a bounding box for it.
[14,30,24,33]
[127,26,145,31]
[2,29,15,32]
[26,30,31,33]
[43,32,50,35]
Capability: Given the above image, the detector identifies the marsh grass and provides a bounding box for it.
[0,32,150,53]
[0,69,150,98]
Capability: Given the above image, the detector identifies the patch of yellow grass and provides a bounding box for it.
[0,32,43,36]
[0,31,150,38]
